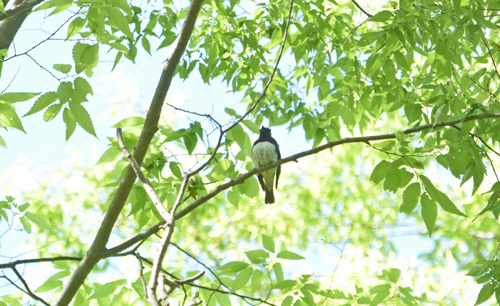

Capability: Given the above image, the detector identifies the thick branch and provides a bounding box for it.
[54,0,205,305]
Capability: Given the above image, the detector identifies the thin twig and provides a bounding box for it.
[351,0,373,17]
[11,267,50,306]
[117,128,171,221]
[135,252,148,300]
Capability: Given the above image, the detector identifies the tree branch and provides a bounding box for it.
[173,113,500,220]
[117,128,171,222]
[54,0,205,305]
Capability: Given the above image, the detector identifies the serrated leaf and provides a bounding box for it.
[43,103,63,122]
[277,250,305,260]
[0,92,39,103]
[105,7,133,39]
[420,193,437,237]
[69,100,96,137]
[420,175,466,216]
[57,81,73,103]
[400,182,421,214]
[262,234,275,253]
[24,92,58,117]
[370,160,391,184]
[67,17,86,39]
[53,64,72,74]
[232,267,253,291]
[475,283,494,305]
[73,77,93,103]
[63,108,76,141]
[0,103,25,132]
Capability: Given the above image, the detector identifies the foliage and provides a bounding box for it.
[2,0,500,305]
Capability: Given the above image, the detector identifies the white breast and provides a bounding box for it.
[252,142,278,167]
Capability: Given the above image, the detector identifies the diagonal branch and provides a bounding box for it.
[117,128,171,221]
[54,0,205,305]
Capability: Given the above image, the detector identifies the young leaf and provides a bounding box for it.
[67,17,86,39]
[24,92,58,117]
[400,182,421,214]
[370,10,392,22]
[43,103,63,122]
[112,116,145,128]
[420,193,437,237]
[96,147,122,164]
[273,263,284,282]
[53,64,72,74]
[57,81,73,103]
[262,234,275,253]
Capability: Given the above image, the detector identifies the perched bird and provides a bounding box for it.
[251,126,281,204]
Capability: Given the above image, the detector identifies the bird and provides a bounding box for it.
[251,126,281,204]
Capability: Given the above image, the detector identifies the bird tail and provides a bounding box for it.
[265,189,275,204]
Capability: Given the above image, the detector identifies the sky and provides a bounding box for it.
[0,0,481,304]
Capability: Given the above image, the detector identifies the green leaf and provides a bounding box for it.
[0,103,25,132]
[400,182,421,214]
[420,193,437,237]
[53,64,72,74]
[24,212,50,230]
[35,271,70,293]
[475,283,494,305]
[245,250,269,264]
[387,268,401,283]
[112,116,145,128]
[169,162,182,178]
[370,160,391,184]
[183,132,197,155]
[231,267,253,291]
[43,103,63,122]
[24,92,58,117]
[67,17,86,39]
[96,147,122,164]
[420,175,466,216]
[227,189,240,208]
[277,250,305,260]
[57,81,73,103]
[105,7,133,39]
[20,216,31,233]
[218,261,249,274]
[274,280,296,290]
[0,92,39,103]
[91,279,127,299]
[158,32,177,49]
[262,234,275,253]
[370,10,392,22]
[69,100,97,137]
[273,263,284,282]
[73,77,93,102]
[251,269,264,292]
[63,108,76,141]
[281,296,294,306]
[383,166,400,192]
